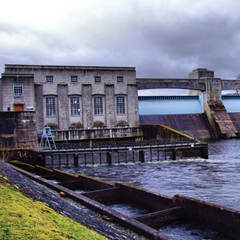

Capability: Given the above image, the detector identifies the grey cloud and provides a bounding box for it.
[1,1,240,80]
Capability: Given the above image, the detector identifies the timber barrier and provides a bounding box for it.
[10,162,239,240]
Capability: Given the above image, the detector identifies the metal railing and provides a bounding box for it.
[38,127,143,141]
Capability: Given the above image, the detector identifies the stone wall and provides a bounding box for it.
[0,111,38,149]
[1,75,35,112]
[34,84,44,130]
[57,84,69,129]
[82,84,92,128]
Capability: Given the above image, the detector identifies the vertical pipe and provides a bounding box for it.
[66,153,69,165]
[84,153,87,165]
[99,152,102,164]
[92,152,94,165]
[202,144,208,159]
[139,150,145,163]
[118,151,120,163]
[74,153,78,166]
[172,148,177,160]
[107,152,112,164]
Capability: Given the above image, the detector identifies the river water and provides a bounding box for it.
[56,139,240,212]
[54,139,239,239]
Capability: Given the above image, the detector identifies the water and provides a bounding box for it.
[55,138,240,212]
[52,139,240,239]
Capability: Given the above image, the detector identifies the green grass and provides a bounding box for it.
[0,182,108,240]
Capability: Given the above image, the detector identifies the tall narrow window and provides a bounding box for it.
[13,83,23,96]
[46,97,56,116]
[70,97,80,115]
[46,76,53,82]
[116,96,125,114]
[94,97,103,115]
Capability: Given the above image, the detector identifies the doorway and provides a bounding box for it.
[14,104,24,111]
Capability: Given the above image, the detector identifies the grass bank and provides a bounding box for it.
[0,181,107,240]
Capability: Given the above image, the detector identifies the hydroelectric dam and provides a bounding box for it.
[137,68,240,140]
[138,94,240,140]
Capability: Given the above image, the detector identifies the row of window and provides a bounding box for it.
[13,83,125,116]
[46,76,124,83]
[46,96,125,117]
[13,78,124,97]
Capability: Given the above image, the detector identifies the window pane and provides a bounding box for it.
[46,76,53,82]
[117,76,123,83]
[71,76,78,82]
[46,97,56,116]
[94,97,103,115]
[95,76,101,83]
[116,96,125,114]
[71,97,80,115]
[13,83,23,97]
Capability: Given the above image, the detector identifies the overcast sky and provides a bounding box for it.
[1,0,240,79]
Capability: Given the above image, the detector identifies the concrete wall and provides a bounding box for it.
[1,75,35,112]
[189,68,214,79]
[57,84,69,129]
[127,84,139,127]
[34,84,44,130]
[140,114,214,140]
[82,84,92,128]
[0,111,38,149]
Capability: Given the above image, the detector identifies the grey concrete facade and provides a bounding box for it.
[0,65,139,131]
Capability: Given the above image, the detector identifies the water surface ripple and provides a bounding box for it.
[56,139,240,212]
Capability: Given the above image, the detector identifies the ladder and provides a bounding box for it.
[40,127,57,150]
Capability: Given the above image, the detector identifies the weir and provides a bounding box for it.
[2,124,208,167]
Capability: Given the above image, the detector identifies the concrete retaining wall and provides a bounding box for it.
[173,194,240,240]
[140,114,214,140]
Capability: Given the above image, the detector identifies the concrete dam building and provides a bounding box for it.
[1,64,240,141]
[0,64,139,131]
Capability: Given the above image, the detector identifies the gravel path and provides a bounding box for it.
[0,160,146,240]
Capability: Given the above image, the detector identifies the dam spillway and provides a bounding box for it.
[138,95,240,140]
[140,114,214,140]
